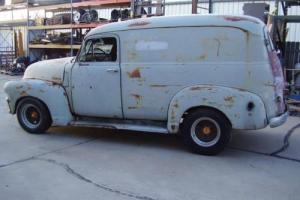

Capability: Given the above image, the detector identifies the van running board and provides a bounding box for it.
[69,119,169,134]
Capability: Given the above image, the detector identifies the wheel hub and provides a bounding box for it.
[191,117,221,147]
[202,126,211,135]
[21,104,42,129]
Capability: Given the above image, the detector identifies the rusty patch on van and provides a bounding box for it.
[173,100,179,109]
[127,51,137,60]
[150,84,167,88]
[197,54,207,61]
[176,55,184,63]
[214,38,221,56]
[16,85,23,89]
[190,86,213,91]
[128,21,150,27]
[131,93,143,108]
[20,91,28,97]
[223,16,259,24]
[171,109,176,121]
[224,96,235,106]
[264,83,276,88]
[131,94,142,100]
[128,106,139,110]
[127,68,141,78]
[239,89,247,93]
[52,76,62,83]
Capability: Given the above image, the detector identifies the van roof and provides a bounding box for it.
[87,15,265,37]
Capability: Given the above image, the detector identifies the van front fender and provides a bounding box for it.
[4,79,73,126]
[167,85,267,133]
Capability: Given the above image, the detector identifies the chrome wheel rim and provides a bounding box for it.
[20,104,41,129]
[190,117,221,147]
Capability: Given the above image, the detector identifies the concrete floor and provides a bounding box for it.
[0,74,299,200]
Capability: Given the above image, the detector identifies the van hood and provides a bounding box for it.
[24,57,74,84]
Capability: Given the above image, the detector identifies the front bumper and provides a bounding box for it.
[269,111,289,128]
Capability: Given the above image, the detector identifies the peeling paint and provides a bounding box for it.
[135,41,168,51]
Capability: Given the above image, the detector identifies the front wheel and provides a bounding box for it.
[181,108,231,155]
[17,98,52,134]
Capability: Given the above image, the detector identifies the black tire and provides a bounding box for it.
[89,10,98,22]
[181,108,231,155]
[16,98,52,134]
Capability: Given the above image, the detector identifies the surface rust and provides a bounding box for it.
[223,16,259,24]
[197,54,207,61]
[214,38,221,56]
[16,85,23,89]
[224,96,235,104]
[237,88,247,92]
[190,86,213,91]
[20,91,28,97]
[171,109,176,121]
[52,76,62,83]
[127,68,141,78]
[173,100,179,109]
[264,83,276,88]
[128,21,150,27]
[131,93,143,109]
[127,50,137,60]
[150,84,168,88]
[131,93,142,100]
[128,106,139,110]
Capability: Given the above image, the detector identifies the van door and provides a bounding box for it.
[71,35,123,118]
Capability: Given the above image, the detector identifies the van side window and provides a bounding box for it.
[79,37,117,62]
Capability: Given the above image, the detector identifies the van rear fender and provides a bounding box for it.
[167,85,267,133]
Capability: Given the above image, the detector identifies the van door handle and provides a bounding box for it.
[106,69,119,73]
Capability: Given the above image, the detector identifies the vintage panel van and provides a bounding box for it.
[4,15,288,155]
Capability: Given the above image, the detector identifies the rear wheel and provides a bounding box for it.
[17,98,52,134]
[181,108,231,155]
